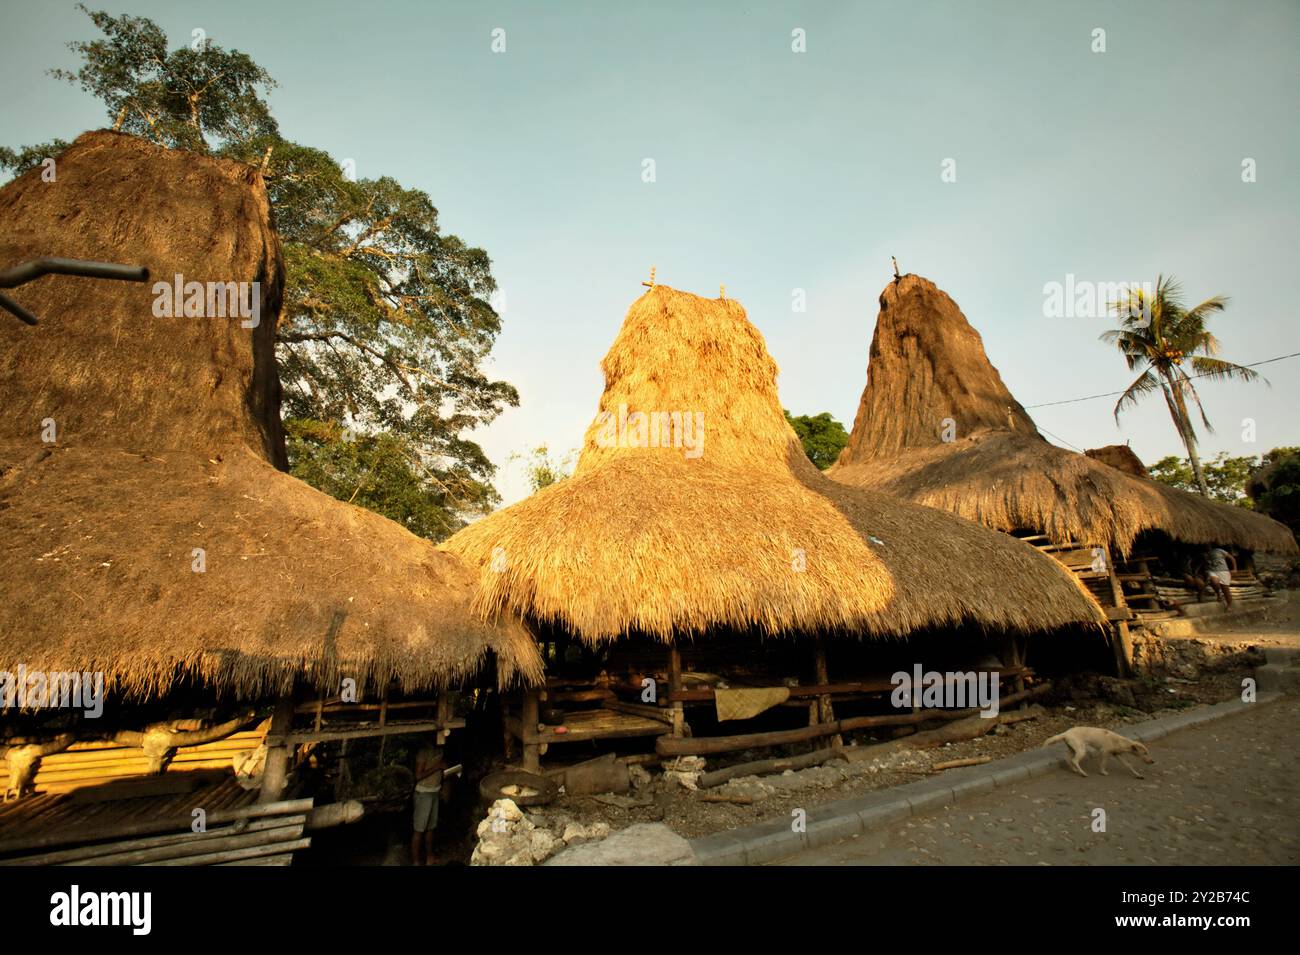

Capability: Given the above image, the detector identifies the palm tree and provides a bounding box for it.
[1101,275,1264,497]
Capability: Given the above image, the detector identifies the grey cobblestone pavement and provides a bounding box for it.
[781,697,1300,865]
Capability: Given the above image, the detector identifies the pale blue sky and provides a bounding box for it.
[2,0,1297,505]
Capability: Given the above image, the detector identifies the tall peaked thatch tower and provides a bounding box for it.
[0,131,541,698]
[446,283,1104,642]
[838,275,1038,460]
[830,274,1296,557]
[0,136,286,465]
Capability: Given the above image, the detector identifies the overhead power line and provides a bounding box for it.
[1035,425,1083,453]
[1024,351,1300,410]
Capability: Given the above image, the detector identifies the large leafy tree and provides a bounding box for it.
[1148,452,1259,506]
[1102,275,1264,497]
[2,7,518,538]
[221,135,518,528]
[285,420,496,540]
[1247,447,1300,535]
[49,5,278,150]
[784,410,849,470]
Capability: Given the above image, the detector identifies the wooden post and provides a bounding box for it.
[667,645,685,738]
[1110,620,1134,677]
[1135,557,1157,606]
[436,692,453,745]
[502,698,514,761]
[521,688,541,773]
[1000,633,1025,694]
[258,697,297,804]
[1103,544,1135,677]
[813,639,841,749]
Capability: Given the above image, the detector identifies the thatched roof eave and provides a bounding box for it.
[831,429,1298,556]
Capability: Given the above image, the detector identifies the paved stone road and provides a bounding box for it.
[781,697,1300,865]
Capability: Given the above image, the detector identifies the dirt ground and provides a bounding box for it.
[1179,592,1300,650]
[526,594,1296,843]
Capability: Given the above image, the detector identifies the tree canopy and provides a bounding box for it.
[784,410,849,470]
[49,5,278,151]
[1147,446,1300,523]
[1148,452,1259,506]
[1246,447,1300,535]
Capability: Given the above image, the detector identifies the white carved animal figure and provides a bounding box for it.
[3,733,75,800]
[114,712,255,774]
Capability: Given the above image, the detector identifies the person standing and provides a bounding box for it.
[410,744,445,865]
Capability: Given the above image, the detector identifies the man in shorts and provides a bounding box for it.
[1204,546,1237,609]
[411,744,445,865]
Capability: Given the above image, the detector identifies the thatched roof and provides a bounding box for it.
[829,275,1297,556]
[0,131,541,698]
[443,284,1104,643]
[1084,444,1148,478]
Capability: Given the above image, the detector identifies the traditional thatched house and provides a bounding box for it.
[829,274,1296,667]
[0,133,540,857]
[445,283,1104,770]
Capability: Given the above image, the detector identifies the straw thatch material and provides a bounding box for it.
[0,133,286,464]
[830,275,1297,556]
[443,285,1104,642]
[0,131,541,698]
[1084,444,1149,478]
[837,276,1039,462]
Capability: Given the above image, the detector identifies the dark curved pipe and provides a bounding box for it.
[0,257,150,326]
[0,257,150,288]
[0,291,39,325]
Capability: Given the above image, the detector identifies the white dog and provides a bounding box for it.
[1043,727,1154,779]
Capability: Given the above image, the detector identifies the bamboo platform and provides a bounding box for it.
[0,776,310,866]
